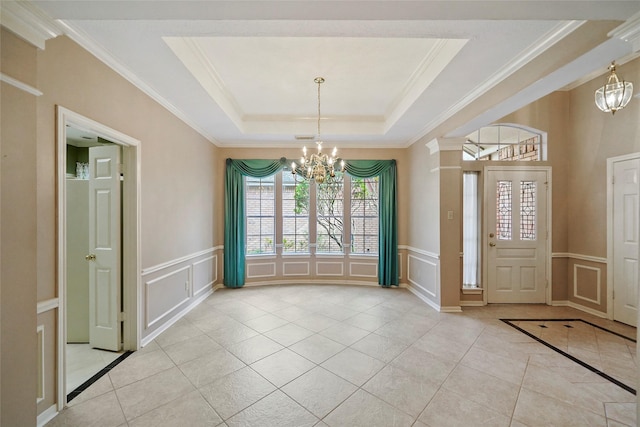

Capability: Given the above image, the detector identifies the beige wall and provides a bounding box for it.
[1,28,39,426]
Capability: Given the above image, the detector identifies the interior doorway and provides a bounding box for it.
[608,153,640,327]
[484,166,551,303]
[57,107,141,409]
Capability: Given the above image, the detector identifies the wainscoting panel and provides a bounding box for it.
[283,261,310,276]
[37,324,45,403]
[316,262,344,276]
[349,262,377,278]
[573,264,602,305]
[145,266,190,328]
[192,255,216,297]
[247,262,277,279]
[408,254,438,298]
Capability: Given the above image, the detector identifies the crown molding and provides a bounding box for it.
[55,20,219,146]
[426,137,464,154]
[407,20,585,147]
[610,10,640,53]
[0,0,62,49]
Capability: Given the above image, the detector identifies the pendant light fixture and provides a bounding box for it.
[595,61,633,115]
[291,77,344,183]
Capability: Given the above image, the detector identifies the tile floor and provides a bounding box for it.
[66,344,125,393]
[47,285,638,427]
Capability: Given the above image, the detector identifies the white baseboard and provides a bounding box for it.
[406,283,441,311]
[141,287,214,347]
[460,301,485,307]
[551,300,569,306]
[567,301,607,318]
[441,306,463,313]
[37,404,58,427]
[242,279,380,287]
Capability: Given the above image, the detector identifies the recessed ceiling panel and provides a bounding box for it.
[164,36,467,135]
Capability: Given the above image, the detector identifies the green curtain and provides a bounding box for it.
[224,158,287,288]
[344,160,398,287]
[224,157,398,288]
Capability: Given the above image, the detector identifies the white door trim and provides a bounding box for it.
[56,106,141,410]
[482,165,552,305]
[607,152,640,322]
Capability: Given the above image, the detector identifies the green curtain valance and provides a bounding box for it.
[224,158,398,288]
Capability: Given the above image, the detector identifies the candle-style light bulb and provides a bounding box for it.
[332,147,337,157]
[340,160,345,170]
[303,146,307,155]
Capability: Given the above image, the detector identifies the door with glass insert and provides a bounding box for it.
[486,169,548,303]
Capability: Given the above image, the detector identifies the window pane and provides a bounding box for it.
[245,175,275,254]
[282,169,309,253]
[317,173,344,253]
[463,172,480,287]
[350,177,379,254]
[497,180,512,240]
[520,181,536,240]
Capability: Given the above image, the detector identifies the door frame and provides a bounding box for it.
[606,152,640,322]
[56,106,141,409]
[482,165,552,305]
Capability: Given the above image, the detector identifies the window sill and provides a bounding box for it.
[246,254,277,260]
[462,287,483,295]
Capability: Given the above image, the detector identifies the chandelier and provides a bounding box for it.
[291,77,344,183]
[595,61,633,115]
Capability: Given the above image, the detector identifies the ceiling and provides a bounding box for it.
[21,1,640,148]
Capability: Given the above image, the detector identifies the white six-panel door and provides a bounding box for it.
[486,168,548,303]
[88,145,122,351]
[612,157,639,327]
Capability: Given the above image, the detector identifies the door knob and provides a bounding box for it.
[85,254,96,261]
[489,242,496,247]
[489,233,495,238]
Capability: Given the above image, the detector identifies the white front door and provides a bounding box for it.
[88,145,122,351]
[486,168,548,303]
[612,157,639,327]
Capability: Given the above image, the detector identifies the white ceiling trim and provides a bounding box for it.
[610,10,640,52]
[383,38,467,133]
[0,72,43,96]
[55,20,220,145]
[405,19,585,147]
[0,0,62,49]
[164,37,245,132]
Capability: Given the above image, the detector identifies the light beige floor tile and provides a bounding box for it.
[350,332,407,363]
[290,334,346,364]
[321,347,385,386]
[294,313,339,332]
[178,348,246,387]
[417,389,511,427]
[128,390,221,427]
[263,322,314,346]
[225,334,284,364]
[323,389,414,427]
[319,323,371,346]
[154,318,204,348]
[374,319,433,345]
[513,388,608,427]
[604,402,637,426]
[46,391,126,427]
[189,311,241,333]
[206,322,259,347]
[108,349,175,389]
[391,346,456,386]
[442,364,519,417]
[115,367,195,420]
[250,348,315,387]
[363,365,438,417]
[411,330,472,363]
[282,366,358,418]
[344,312,389,331]
[162,334,223,365]
[226,390,318,427]
[67,375,114,407]
[460,346,527,385]
[198,366,276,420]
[272,305,313,322]
[243,313,290,333]
[315,303,360,321]
[223,303,268,322]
